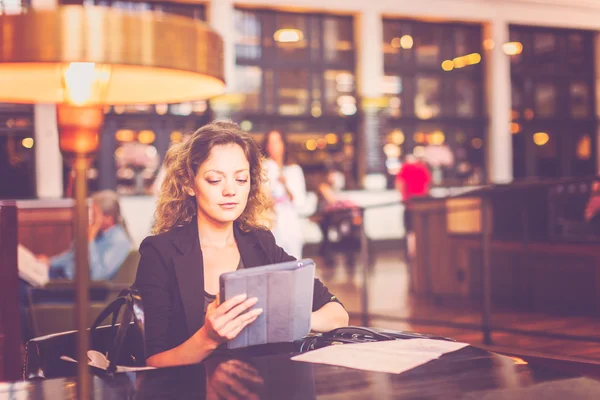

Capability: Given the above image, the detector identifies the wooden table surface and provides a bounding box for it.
[3,342,600,399]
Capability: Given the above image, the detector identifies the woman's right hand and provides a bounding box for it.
[202,294,263,347]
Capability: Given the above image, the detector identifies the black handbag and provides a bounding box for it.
[25,288,146,379]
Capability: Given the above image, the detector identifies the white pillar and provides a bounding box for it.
[30,0,56,9]
[484,19,513,184]
[31,0,63,198]
[356,9,386,190]
[209,0,236,92]
[357,9,383,99]
[34,104,63,198]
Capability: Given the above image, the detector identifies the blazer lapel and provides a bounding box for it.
[234,224,268,268]
[172,219,205,337]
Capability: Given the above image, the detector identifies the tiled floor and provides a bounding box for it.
[309,247,600,363]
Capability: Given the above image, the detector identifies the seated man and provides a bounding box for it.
[42,190,132,280]
[19,190,132,342]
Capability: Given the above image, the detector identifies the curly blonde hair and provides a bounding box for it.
[153,120,271,234]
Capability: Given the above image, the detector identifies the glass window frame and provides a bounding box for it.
[510,25,597,180]
[234,7,357,118]
[0,104,36,199]
[233,7,359,189]
[382,18,486,188]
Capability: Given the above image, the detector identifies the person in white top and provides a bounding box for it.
[261,130,307,259]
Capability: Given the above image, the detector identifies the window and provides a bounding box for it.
[0,3,34,198]
[510,26,596,179]
[382,19,485,187]
[102,101,211,196]
[534,82,557,118]
[234,66,262,112]
[114,129,160,196]
[235,10,262,61]
[0,0,28,14]
[233,8,358,188]
[414,76,441,119]
[0,104,35,198]
[83,0,205,19]
[239,117,358,190]
[234,8,356,118]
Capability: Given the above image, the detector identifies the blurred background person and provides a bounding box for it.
[19,190,133,342]
[314,167,362,284]
[395,155,431,263]
[40,190,133,281]
[261,130,307,259]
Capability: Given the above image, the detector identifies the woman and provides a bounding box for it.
[135,120,348,368]
[261,130,307,259]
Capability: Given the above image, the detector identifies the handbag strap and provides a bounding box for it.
[106,296,134,373]
[90,296,126,332]
[89,288,136,373]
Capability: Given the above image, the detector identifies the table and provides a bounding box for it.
[2,342,600,399]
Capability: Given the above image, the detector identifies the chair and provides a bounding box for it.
[26,250,141,338]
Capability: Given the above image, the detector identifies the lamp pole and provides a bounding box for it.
[57,104,104,399]
[73,153,91,399]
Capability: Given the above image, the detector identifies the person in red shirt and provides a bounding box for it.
[395,155,431,265]
[396,154,431,203]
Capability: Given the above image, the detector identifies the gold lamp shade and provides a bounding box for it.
[0,6,225,105]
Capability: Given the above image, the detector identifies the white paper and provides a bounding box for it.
[291,339,469,374]
[60,350,156,373]
[18,245,50,287]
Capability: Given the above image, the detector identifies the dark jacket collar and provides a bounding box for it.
[171,217,266,337]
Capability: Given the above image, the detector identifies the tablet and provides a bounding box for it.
[219,259,315,349]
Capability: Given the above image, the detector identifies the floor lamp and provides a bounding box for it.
[0,7,224,398]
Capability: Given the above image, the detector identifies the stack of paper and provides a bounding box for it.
[18,245,49,287]
[291,339,469,374]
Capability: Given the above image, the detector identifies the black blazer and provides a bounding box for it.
[134,219,341,359]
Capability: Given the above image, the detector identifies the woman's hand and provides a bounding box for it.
[146,294,263,368]
[202,294,263,347]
